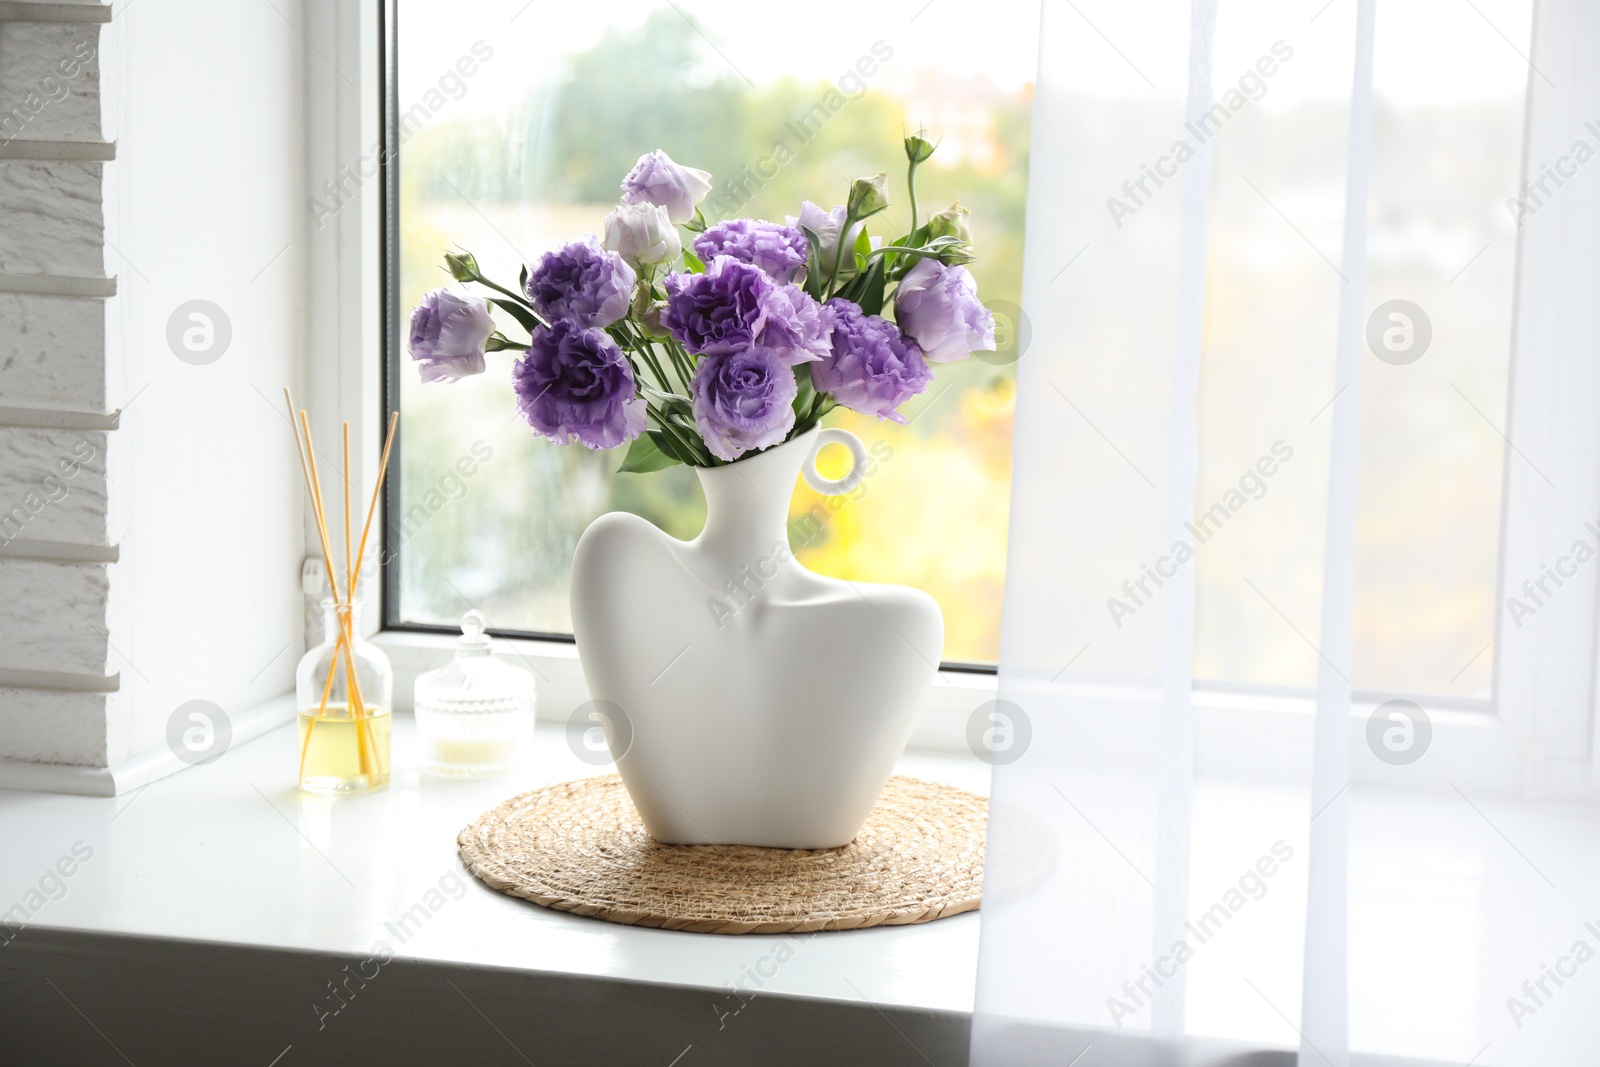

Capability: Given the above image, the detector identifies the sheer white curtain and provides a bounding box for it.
[974,0,1600,1064]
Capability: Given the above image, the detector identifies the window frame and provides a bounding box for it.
[312,0,1597,787]
[371,0,1004,673]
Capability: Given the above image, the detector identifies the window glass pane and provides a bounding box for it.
[392,0,1039,662]
[1191,0,1530,698]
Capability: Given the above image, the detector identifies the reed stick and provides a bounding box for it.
[299,411,375,777]
[349,412,399,602]
[343,422,352,606]
[285,392,375,780]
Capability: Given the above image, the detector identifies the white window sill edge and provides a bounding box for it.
[2,628,1574,800]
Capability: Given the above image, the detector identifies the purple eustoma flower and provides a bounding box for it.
[620,149,713,225]
[661,255,773,356]
[693,219,810,285]
[812,299,932,422]
[525,236,636,329]
[690,348,798,462]
[513,319,646,451]
[892,258,996,363]
[408,288,494,383]
[758,283,833,365]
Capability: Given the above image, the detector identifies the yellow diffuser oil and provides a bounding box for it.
[294,598,394,797]
[298,703,392,795]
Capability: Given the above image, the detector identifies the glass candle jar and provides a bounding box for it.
[415,611,536,778]
[295,599,392,795]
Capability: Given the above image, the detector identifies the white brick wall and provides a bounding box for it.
[0,688,122,764]
[0,159,106,276]
[0,1,119,768]
[0,291,117,413]
[0,20,102,143]
[0,556,119,676]
[0,427,119,545]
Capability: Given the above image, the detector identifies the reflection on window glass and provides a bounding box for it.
[1191,0,1530,699]
[392,0,1037,662]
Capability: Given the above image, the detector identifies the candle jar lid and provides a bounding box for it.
[415,610,536,705]
[415,611,536,779]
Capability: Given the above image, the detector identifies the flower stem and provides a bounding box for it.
[473,275,548,327]
[907,160,920,233]
[827,212,856,302]
[664,339,697,393]
[650,407,712,467]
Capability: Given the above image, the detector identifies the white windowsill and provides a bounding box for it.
[0,710,991,1020]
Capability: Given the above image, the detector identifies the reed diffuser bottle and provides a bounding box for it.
[282,387,400,797]
[297,599,392,795]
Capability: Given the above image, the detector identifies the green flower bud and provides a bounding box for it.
[927,202,972,244]
[904,132,936,165]
[443,250,481,283]
[925,235,975,266]
[638,302,670,339]
[847,172,890,219]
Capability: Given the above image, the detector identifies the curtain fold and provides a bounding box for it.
[973,0,1600,1064]
[1298,1,1374,1063]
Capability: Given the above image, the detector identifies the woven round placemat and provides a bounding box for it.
[457,774,987,935]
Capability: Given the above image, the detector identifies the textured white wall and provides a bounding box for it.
[0,0,307,772]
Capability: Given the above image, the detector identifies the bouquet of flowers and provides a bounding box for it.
[407,134,997,470]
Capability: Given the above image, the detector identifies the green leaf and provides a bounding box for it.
[489,297,539,336]
[791,362,815,415]
[646,429,689,464]
[683,208,708,234]
[617,433,680,473]
[647,415,709,468]
[682,248,706,274]
[665,408,699,436]
[518,263,529,293]
[790,364,823,435]
[857,257,888,317]
[854,225,872,259]
[800,226,826,301]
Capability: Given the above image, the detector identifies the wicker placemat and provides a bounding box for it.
[457,774,987,935]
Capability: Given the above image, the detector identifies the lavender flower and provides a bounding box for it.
[691,348,798,462]
[525,236,636,329]
[758,283,833,365]
[892,258,995,363]
[620,149,712,225]
[408,288,494,383]
[813,299,931,422]
[513,319,645,450]
[693,219,810,284]
[661,255,773,356]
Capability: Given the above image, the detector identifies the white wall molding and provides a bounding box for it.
[0,665,115,691]
[0,694,295,795]
[0,137,112,160]
[0,538,117,562]
[0,270,114,296]
[0,3,111,23]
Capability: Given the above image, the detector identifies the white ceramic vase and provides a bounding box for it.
[569,426,943,849]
